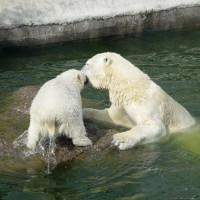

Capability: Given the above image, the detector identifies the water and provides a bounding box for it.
[0,30,200,199]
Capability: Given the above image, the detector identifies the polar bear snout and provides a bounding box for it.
[81,65,90,85]
[84,76,89,85]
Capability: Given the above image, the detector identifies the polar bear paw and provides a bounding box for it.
[26,140,37,150]
[73,137,92,147]
[83,108,92,119]
[113,132,137,150]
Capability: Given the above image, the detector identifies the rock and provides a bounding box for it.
[0,85,118,170]
[12,85,41,115]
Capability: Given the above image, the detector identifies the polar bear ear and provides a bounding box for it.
[77,74,82,82]
[104,57,112,66]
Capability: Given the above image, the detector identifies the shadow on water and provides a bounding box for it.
[0,30,200,199]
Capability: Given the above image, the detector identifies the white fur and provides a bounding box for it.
[82,52,195,150]
[27,69,92,150]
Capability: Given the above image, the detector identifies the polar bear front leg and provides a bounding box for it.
[83,108,114,123]
[113,121,167,150]
[83,105,133,128]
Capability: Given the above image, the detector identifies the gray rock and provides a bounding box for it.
[0,86,117,170]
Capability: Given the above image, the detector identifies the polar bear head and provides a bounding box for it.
[82,52,144,89]
[82,52,119,89]
[58,69,87,90]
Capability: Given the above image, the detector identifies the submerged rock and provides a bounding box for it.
[0,86,118,170]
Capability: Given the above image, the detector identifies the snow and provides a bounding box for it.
[0,0,200,28]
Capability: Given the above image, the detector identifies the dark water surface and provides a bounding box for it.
[0,30,200,199]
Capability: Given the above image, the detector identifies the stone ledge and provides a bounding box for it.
[1,6,200,48]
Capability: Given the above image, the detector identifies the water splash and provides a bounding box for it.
[13,132,57,174]
[45,137,57,174]
[13,130,28,148]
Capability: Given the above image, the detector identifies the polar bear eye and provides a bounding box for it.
[104,58,108,63]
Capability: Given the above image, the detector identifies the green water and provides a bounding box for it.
[0,30,200,199]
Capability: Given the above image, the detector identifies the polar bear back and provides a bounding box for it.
[150,82,195,132]
[30,76,82,124]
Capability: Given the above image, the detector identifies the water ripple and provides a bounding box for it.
[1,30,200,200]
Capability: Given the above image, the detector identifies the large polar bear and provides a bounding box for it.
[26,69,92,150]
[82,52,195,150]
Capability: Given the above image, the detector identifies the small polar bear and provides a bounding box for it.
[26,69,92,150]
[82,52,195,150]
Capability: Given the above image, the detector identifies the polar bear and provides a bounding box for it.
[26,69,92,150]
[82,52,195,150]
